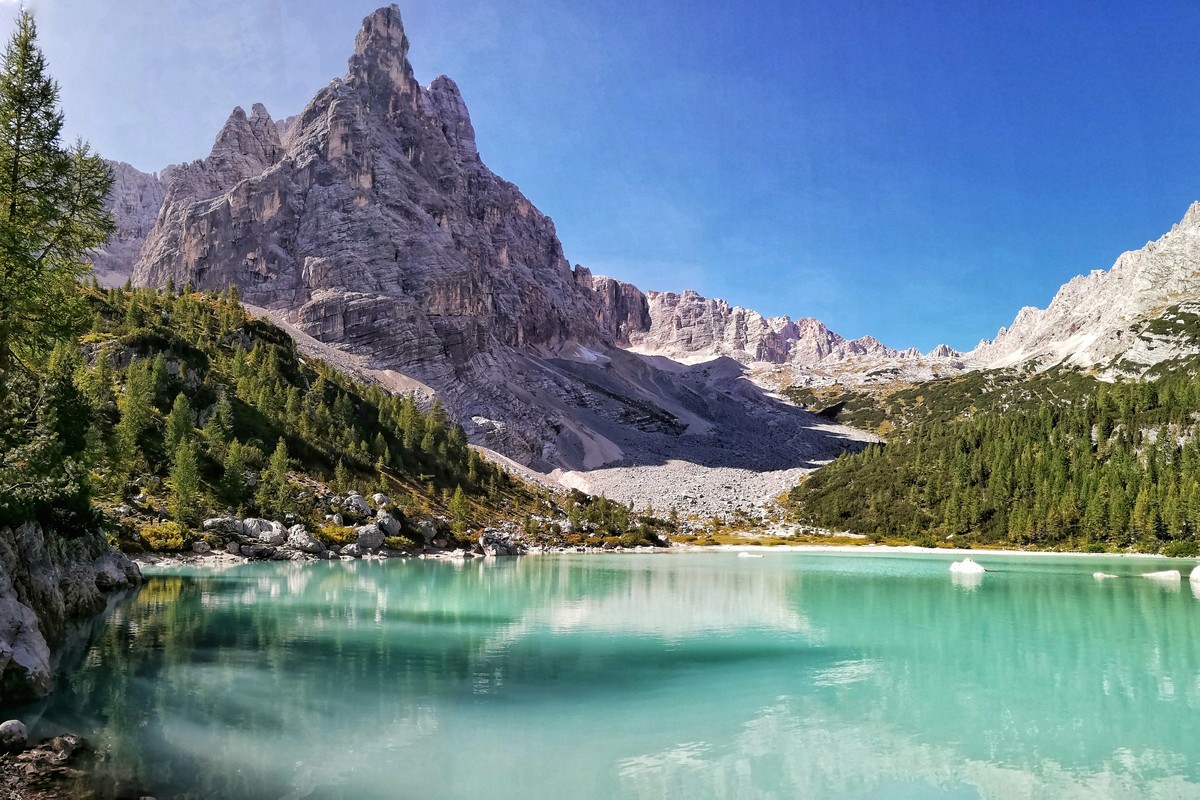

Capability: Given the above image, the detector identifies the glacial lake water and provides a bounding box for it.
[17,551,1200,799]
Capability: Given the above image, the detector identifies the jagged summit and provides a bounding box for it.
[347,4,420,107]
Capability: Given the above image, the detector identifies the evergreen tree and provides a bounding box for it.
[169,439,200,525]
[257,438,292,518]
[202,393,234,458]
[449,484,470,535]
[220,439,249,508]
[0,12,112,385]
[165,392,194,452]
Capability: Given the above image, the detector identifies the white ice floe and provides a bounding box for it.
[1093,572,1119,580]
[737,552,763,559]
[1190,565,1200,582]
[949,558,986,574]
[1142,570,1181,582]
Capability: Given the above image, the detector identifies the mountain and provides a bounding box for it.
[89,161,165,287]
[967,202,1200,374]
[125,5,872,512]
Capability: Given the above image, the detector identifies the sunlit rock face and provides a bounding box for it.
[128,5,870,484]
[968,202,1200,374]
[88,161,165,287]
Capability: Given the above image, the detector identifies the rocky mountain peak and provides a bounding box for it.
[421,75,478,159]
[209,104,282,171]
[347,4,420,107]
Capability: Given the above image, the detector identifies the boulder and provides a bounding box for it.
[0,720,27,754]
[240,544,276,560]
[414,518,439,543]
[478,529,525,556]
[372,493,391,508]
[257,522,287,546]
[376,511,402,537]
[191,541,212,554]
[949,558,986,574]
[1143,570,1181,582]
[242,518,275,536]
[226,541,242,555]
[203,517,245,535]
[344,492,371,519]
[93,551,142,590]
[356,525,385,552]
[340,543,363,558]
[286,525,327,555]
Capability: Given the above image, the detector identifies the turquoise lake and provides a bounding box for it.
[17,551,1200,799]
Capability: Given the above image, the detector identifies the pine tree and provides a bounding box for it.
[220,439,248,508]
[203,393,234,458]
[165,392,194,453]
[0,12,112,386]
[257,438,292,518]
[169,439,200,525]
[449,485,470,535]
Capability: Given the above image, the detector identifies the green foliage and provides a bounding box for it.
[256,438,293,520]
[790,366,1200,553]
[449,485,469,535]
[0,12,112,380]
[165,392,193,453]
[168,439,200,525]
[141,520,184,551]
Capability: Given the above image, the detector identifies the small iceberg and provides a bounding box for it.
[949,558,986,574]
[1190,565,1200,582]
[1143,570,1181,582]
[737,552,763,559]
[1093,572,1119,580]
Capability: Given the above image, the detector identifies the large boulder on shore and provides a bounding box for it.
[344,493,371,519]
[376,512,402,538]
[356,525,385,552]
[286,525,326,555]
[92,551,142,590]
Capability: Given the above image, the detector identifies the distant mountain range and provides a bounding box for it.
[91,4,1200,501]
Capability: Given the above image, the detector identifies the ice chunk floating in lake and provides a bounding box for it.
[1143,570,1181,582]
[949,558,986,574]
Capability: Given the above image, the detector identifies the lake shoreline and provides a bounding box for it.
[131,540,1200,572]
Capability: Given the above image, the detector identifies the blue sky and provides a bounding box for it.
[8,0,1200,351]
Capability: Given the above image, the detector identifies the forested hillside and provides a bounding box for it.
[1,283,668,552]
[788,365,1200,554]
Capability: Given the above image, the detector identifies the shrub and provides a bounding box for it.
[1162,540,1200,558]
[316,524,357,547]
[142,521,185,551]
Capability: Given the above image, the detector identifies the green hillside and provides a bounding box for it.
[788,363,1200,554]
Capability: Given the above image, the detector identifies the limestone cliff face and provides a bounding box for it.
[627,289,961,371]
[88,161,165,287]
[967,202,1200,372]
[134,5,605,370]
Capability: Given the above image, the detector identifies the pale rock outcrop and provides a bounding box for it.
[967,202,1200,374]
[88,161,165,286]
[0,523,141,705]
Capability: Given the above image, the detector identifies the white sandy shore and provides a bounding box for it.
[699,543,1195,561]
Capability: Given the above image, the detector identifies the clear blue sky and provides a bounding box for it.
[8,0,1200,352]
